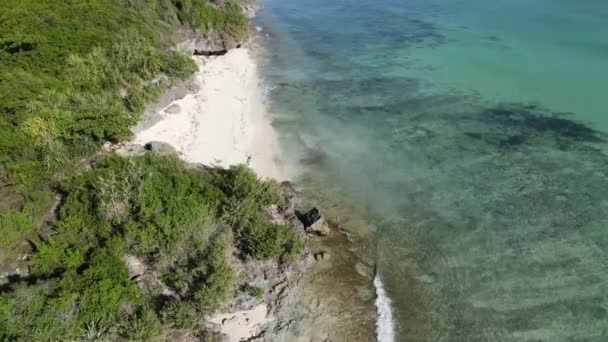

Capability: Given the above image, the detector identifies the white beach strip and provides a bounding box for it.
[208,304,272,342]
[133,48,284,180]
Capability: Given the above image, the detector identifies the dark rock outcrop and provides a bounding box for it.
[191,28,246,56]
[193,33,231,56]
[273,181,306,239]
[144,141,177,154]
[190,0,258,55]
[298,207,330,236]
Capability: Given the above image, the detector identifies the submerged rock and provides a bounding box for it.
[298,207,330,236]
[313,251,330,261]
[144,141,177,154]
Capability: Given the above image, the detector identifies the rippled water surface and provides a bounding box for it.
[255,0,608,340]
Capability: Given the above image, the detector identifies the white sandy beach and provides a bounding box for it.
[133,47,280,340]
[133,48,284,180]
[208,304,272,341]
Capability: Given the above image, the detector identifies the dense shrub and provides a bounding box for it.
[0,155,301,340]
[205,165,302,260]
[0,250,143,340]
[240,217,304,261]
[0,0,203,260]
[160,301,200,330]
[173,0,249,39]
[0,209,34,258]
[211,164,283,225]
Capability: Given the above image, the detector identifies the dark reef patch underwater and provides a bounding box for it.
[255,0,608,340]
[375,99,608,340]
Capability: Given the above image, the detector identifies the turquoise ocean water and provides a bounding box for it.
[255,0,608,340]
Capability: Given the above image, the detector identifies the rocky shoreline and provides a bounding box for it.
[107,140,340,341]
[113,2,378,340]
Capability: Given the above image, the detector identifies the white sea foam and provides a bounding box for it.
[374,274,396,342]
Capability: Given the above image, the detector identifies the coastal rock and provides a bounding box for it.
[132,76,199,133]
[415,273,437,284]
[240,0,259,18]
[194,33,229,55]
[313,251,330,261]
[114,143,145,156]
[144,141,177,154]
[298,207,330,236]
[193,31,245,56]
[165,104,181,114]
[355,261,374,278]
[266,204,287,226]
[165,330,198,342]
[123,254,146,278]
[122,254,178,298]
[279,181,297,213]
[101,141,113,152]
[278,182,306,238]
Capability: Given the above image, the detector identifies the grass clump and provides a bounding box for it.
[241,220,304,262]
[174,0,249,40]
[245,284,265,298]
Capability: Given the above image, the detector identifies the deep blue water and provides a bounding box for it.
[256,0,608,340]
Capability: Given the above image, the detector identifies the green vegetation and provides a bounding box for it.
[211,165,302,261]
[245,284,265,298]
[0,0,194,258]
[175,0,250,40]
[0,155,301,340]
[0,0,247,262]
[0,1,300,340]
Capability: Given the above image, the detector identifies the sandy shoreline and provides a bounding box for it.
[133,47,285,181]
[131,44,377,342]
[133,47,283,341]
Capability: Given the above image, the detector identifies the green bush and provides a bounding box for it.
[161,51,198,80]
[161,301,200,330]
[206,164,304,261]
[117,306,163,341]
[0,209,34,256]
[29,238,84,274]
[174,0,249,39]
[246,285,265,298]
[210,164,283,227]
[240,216,303,261]
[189,231,236,313]
[0,249,142,340]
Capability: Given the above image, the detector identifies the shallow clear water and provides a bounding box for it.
[255,0,608,340]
